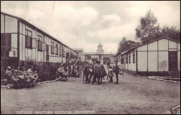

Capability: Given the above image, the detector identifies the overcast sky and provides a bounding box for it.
[1,1,180,54]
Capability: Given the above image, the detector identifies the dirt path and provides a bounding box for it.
[1,73,180,114]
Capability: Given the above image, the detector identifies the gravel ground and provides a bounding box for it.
[1,72,180,114]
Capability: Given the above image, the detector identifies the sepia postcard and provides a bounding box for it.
[1,1,180,114]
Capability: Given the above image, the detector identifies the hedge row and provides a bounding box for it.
[1,60,86,82]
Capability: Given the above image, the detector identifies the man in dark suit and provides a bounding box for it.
[92,60,102,85]
[84,62,90,83]
[88,63,94,83]
[114,61,120,84]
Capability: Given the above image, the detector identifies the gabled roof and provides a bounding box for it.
[1,12,77,53]
[121,37,180,56]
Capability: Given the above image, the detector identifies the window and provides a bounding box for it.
[1,34,5,48]
[59,46,62,56]
[133,54,135,63]
[46,45,49,61]
[62,47,64,57]
[51,42,54,54]
[99,55,102,59]
[66,52,69,59]
[46,45,49,55]
[55,44,58,55]
[69,52,71,58]
[25,30,32,49]
[37,35,42,51]
[129,55,131,64]
[42,42,46,51]
[126,56,128,64]
[1,34,6,57]
[121,58,124,64]
[1,33,12,57]
[70,52,72,58]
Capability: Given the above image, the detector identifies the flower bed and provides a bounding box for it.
[147,76,180,83]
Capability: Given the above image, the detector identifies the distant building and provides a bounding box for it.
[75,43,114,65]
[74,49,85,62]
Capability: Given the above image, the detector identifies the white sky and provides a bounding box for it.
[1,1,180,54]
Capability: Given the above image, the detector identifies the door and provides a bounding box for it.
[169,51,178,71]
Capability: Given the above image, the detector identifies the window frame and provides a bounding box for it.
[121,58,124,64]
[133,53,135,63]
[51,41,54,54]
[37,35,43,51]
[25,29,32,49]
[59,45,62,56]
[55,44,58,55]
[62,46,64,57]
[126,56,128,64]
[129,55,131,64]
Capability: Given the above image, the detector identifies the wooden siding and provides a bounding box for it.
[1,13,77,63]
[121,38,180,73]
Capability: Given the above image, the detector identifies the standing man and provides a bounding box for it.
[84,62,90,83]
[88,63,93,83]
[92,60,102,85]
[101,64,107,81]
[114,61,120,84]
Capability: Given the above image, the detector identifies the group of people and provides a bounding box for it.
[56,60,81,81]
[5,65,39,88]
[83,60,121,85]
[4,59,121,88]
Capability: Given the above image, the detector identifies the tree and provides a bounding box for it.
[117,37,127,54]
[135,10,161,43]
[117,37,140,55]
[161,26,180,42]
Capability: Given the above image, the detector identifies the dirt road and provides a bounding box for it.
[1,73,180,114]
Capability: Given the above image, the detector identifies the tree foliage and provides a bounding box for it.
[136,10,180,43]
[117,37,140,55]
[135,10,160,43]
[161,26,180,42]
[117,10,180,55]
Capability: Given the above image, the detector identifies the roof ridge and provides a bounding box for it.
[120,37,180,55]
[1,12,76,53]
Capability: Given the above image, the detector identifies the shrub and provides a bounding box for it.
[37,63,58,82]
[18,61,59,82]
[1,60,6,79]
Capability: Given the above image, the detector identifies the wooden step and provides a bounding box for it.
[168,71,180,77]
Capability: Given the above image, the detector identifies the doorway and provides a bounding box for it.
[169,51,178,71]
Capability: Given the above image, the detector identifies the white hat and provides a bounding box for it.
[7,66,11,69]
[27,68,33,73]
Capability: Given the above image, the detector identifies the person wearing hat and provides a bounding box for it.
[88,63,94,83]
[5,66,13,84]
[25,68,33,83]
[92,60,102,85]
[83,62,90,83]
[6,66,20,88]
[114,61,120,84]
[57,65,68,81]
[57,65,64,78]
